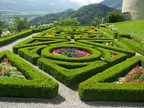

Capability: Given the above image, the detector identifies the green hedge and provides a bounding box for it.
[120,38,144,56]
[78,40,135,58]
[0,30,32,46]
[97,47,127,67]
[38,58,107,86]
[100,27,118,39]
[79,56,144,101]
[32,25,55,33]
[18,45,47,65]
[118,33,131,40]
[13,38,66,54]
[0,50,58,98]
[0,26,55,46]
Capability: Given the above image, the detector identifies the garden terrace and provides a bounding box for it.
[2,26,144,101]
[13,26,136,88]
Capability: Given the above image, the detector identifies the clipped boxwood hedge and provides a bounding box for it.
[78,40,135,58]
[13,38,66,54]
[100,27,118,39]
[117,33,131,40]
[38,58,107,86]
[120,38,144,56]
[0,30,32,46]
[97,47,127,67]
[78,56,144,101]
[18,45,47,65]
[0,50,58,99]
[0,26,55,46]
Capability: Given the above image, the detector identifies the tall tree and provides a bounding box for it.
[14,16,30,32]
[0,15,4,37]
[105,10,124,23]
[91,18,101,26]
[59,18,80,25]
[9,16,30,32]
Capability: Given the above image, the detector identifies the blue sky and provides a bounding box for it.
[70,0,104,6]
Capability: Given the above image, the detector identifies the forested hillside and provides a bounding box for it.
[100,0,122,9]
[30,3,115,25]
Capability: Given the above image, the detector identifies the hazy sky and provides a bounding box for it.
[70,0,104,6]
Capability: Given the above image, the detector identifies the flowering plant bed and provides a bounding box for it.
[87,29,96,33]
[115,66,144,83]
[52,48,90,58]
[0,58,26,79]
[45,33,55,37]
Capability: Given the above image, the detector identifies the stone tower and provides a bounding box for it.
[122,0,144,20]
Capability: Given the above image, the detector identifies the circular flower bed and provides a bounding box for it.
[52,48,90,58]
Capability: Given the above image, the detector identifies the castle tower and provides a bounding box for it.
[122,0,144,20]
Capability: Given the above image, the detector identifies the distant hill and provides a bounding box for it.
[30,3,115,25]
[100,0,122,10]
[0,0,80,13]
[70,3,114,24]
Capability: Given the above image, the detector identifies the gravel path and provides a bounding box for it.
[0,34,144,108]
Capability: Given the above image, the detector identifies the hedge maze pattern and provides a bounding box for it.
[11,26,144,101]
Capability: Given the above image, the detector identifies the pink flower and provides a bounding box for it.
[111,54,115,57]
[2,58,7,62]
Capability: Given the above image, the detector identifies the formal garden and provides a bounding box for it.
[0,25,144,102]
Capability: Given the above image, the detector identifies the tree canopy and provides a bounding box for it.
[0,15,5,37]
[59,18,80,25]
[105,11,124,23]
[8,16,30,32]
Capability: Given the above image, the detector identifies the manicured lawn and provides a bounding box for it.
[111,20,144,39]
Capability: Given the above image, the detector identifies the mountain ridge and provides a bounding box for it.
[100,0,122,9]
[0,0,80,13]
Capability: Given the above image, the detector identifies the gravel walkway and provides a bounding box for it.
[0,34,144,108]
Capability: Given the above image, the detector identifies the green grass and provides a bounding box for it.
[111,20,144,39]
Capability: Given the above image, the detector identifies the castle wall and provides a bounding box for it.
[122,0,144,20]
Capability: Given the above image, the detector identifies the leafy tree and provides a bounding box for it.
[91,18,101,26]
[105,10,124,23]
[59,18,80,25]
[0,15,5,37]
[8,16,30,32]
[14,16,30,32]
